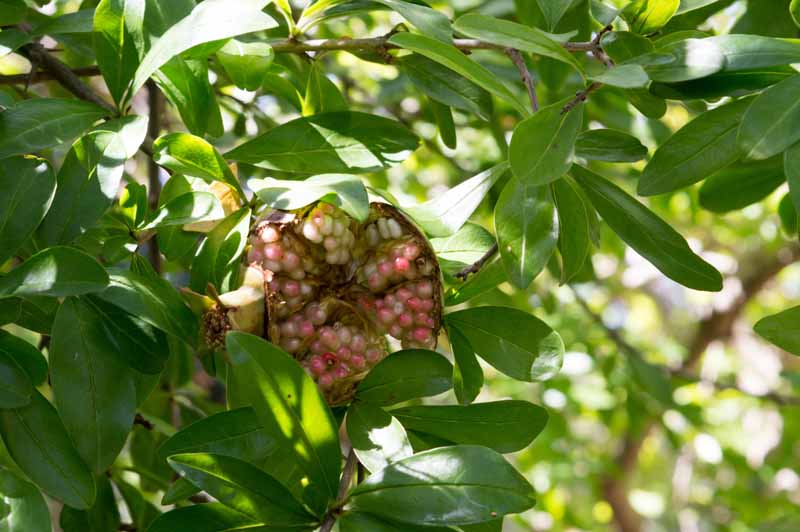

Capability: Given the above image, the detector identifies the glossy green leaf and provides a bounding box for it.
[96,267,198,343]
[431,223,496,277]
[510,100,583,186]
[403,162,508,237]
[601,31,654,62]
[755,307,800,355]
[338,512,455,532]
[153,132,242,196]
[793,0,800,27]
[552,177,591,284]
[0,247,108,298]
[302,61,347,116]
[217,39,275,91]
[589,64,650,88]
[397,55,492,121]
[155,57,224,138]
[628,87,667,118]
[226,111,419,174]
[356,349,453,406]
[115,478,160,531]
[142,191,224,230]
[622,0,680,34]
[0,331,47,386]
[372,0,451,43]
[160,476,201,505]
[785,141,800,215]
[738,74,800,160]
[650,68,795,100]
[388,32,528,115]
[226,332,340,515]
[708,35,800,71]
[168,453,316,526]
[572,165,722,290]
[495,178,558,288]
[778,193,799,235]
[431,99,457,149]
[60,475,121,532]
[444,255,507,306]
[349,445,537,526]
[33,9,94,36]
[93,0,145,105]
[0,351,31,409]
[37,115,149,246]
[632,38,725,82]
[453,13,583,76]
[0,29,29,58]
[155,175,201,261]
[146,503,265,532]
[50,298,138,473]
[576,129,647,163]
[390,400,548,453]
[249,174,369,222]
[0,99,107,160]
[0,480,50,532]
[158,407,276,464]
[445,306,564,382]
[128,0,278,99]
[0,390,95,509]
[698,156,785,213]
[0,156,55,264]
[449,326,483,406]
[639,98,750,195]
[347,402,413,473]
[534,0,573,30]
[189,207,252,293]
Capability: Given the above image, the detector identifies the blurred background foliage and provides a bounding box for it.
[2,0,799,531]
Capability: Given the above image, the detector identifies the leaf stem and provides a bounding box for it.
[319,449,359,532]
[505,48,539,113]
[455,242,499,280]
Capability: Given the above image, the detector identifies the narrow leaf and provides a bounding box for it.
[0,247,108,298]
[356,349,453,406]
[738,74,800,160]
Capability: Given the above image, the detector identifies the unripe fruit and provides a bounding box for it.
[204,202,442,404]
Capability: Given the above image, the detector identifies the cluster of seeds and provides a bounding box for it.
[365,216,405,246]
[247,222,318,279]
[359,238,434,292]
[358,280,437,349]
[275,302,328,354]
[299,322,384,391]
[300,203,355,265]
[267,277,316,319]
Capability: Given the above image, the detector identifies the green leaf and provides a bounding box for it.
[708,35,800,71]
[160,476,201,505]
[534,0,573,30]
[698,156,785,213]
[0,247,108,298]
[445,306,564,381]
[0,350,31,409]
[601,31,654,62]
[338,512,455,532]
[153,132,243,197]
[226,111,419,174]
[431,223,496,276]
[0,476,50,532]
[114,478,160,531]
[778,193,799,235]
[793,0,800,27]
[349,445,537,526]
[738,74,800,160]
[168,453,316,526]
[155,176,201,261]
[128,0,278,100]
[449,326,483,406]
[0,98,107,160]
[355,349,453,406]
[755,307,800,355]
[632,38,725,82]
[0,330,48,386]
[225,332,340,515]
[142,191,225,230]
[0,390,95,509]
[94,0,145,105]
[217,39,275,91]
[453,13,583,76]
[628,354,674,405]
[628,87,667,118]
[0,156,55,264]
[157,407,276,464]
[552,177,591,284]
[622,0,680,34]
[388,32,528,115]
[155,57,224,138]
[571,165,723,291]
[372,0,452,43]
[576,129,647,163]
[0,29,30,58]
[444,255,507,306]
[60,475,121,532]
[785,141,800,215]
[347,402,413,473]
[390,400,548,453]
[403,162,508,237]
[302,61,347,116]
[397,55,492,121]
[509,99,583,186]
[189,207,252,293]
[431,99,457,149]
[589,64,650,88]
[50,298,138,473]
[37,115,149,246]
[96,267,199,344]
[638,98,750,195]
[649,68,795,101]
[495,178,558,289]
[33,9,95,36]
[249,174,369,222]
[146,503,265,532]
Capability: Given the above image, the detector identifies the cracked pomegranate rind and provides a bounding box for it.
[205,201,442,405]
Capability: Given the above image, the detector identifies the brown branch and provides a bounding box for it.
[319,450,359,532]
[0,66,101,86]
[455,243,498,280]
[506,48,539,112]
[561,81,603,114]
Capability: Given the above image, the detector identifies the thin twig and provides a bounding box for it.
[319,450,359,532]
[506,48,539,112]
[455,243,498,280]
[561,81,603,114]
[0,66,101,86]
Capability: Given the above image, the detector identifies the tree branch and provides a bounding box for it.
[0,66,101,86]
[506,48,539,112]
[319,450,358,532]
[455,243,498,280]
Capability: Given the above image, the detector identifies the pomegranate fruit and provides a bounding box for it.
[204,202,442,404]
